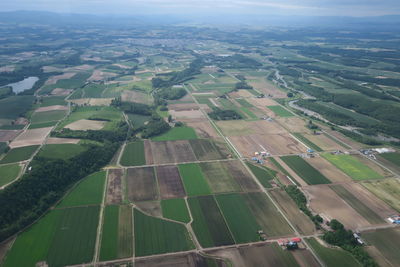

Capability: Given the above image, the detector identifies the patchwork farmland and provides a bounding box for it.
[1,23,400,267]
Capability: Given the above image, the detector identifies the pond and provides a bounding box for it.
[4,76,39,93]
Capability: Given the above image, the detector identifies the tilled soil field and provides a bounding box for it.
[106,169,124,204]
[126,167,158,202]
[156,165,186,199]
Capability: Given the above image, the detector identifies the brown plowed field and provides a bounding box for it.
[156,165,186,199]
[136,252,222,267]
[247,78,287,98]
[224,160,260,192]
[230,133,306,157]
[64,119,105,131]
[217,120,287,137]
[126,167,158,202]
[291,249,320,267]
[0,130,21,142]
[186,120,218,138]
[169,109,205,120]
[135,201,162,217]
[106,169,124,204]
[121,90,152,105]
[51,88,73,96]
[270,189,315,235]
[35,105,68,113]
[304,185,371,230]
[143,140,154,165]
[45,72,76,85]
[303,133,345,151]
[150,140,196,164]
[9,127,52,148]
[168,103,200,111]
[46,137,80,144]
[305,156,352,183]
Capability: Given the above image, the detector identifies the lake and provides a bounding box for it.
[4,76,39,93]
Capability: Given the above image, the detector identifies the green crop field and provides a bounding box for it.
[215,193,260,243]
[380,152,400,166]
[127,113,151,130]
[4,206,100,267]
[0,95,35,120]
[100,205,133,261]
[120,141,145,166]
[178,163,212,196]
[161,198,191,223]
[267,105,293,117]
[134,208,194,256]
[200,161,241,193]
[0,163,21,187]
[40,96,66,107]
[363,228,400,266]
[188,196,234,247]
[280,156,331,185]
[292,133,323,152]
[30,110,66,124]
[240,107,258,119]
[82,84,107,98]
[244,192,293,237]
[306,238,362,267]
[58,171,106,208]
[152,126,198,141]
[37,144,87,160]
[246,162,276,188]
[46,206,100,267]
[236,98,253,108]
[330,185,384,224]
[322,153,383,180]
[28,121,58,129]
[0,145,39,164]
[57,106,122,130]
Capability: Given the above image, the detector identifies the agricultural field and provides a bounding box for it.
[280,155,331,185]
[363,228,400,266]
[306,238,362,267]
[0,163,21,187]
[36,143,87,160]
[100,205,133,261]
[362,178,400,212]
[127,113,150,130]
[292,133,322,152]
[0,145,39,164]
[10,127,52,148]
[178,163,212,196]
[57,171,106,208]
[188,196,234,247]
[161,198,191,223]
[322,153,384,180]
[134,209,194,256]
[28,121,58,129]
[215,193,261,243]
[152,126,198,141]
[379,152,400,166]
[30,110,66,124]
[267,105,294,117]
[120,141,145,166]
[3,206,100,267]
[126,167,158,202]
[246,162,276,188]
[200,161,241,193]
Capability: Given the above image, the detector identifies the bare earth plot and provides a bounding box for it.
[106,169,124,204]
[34,105,68,113]
[64,119,106,131]
[51,88,73,96]
[135,201,162,217]
[168,103,200,111]
[247,77,287,98]
[9,127,52,148]
[46,137,80,144]
[302,133,346,151]
[304,185,371,230]
[186,120,218,138]
[156,165,186,199]
[275,117,309,133]
[135,252,224,267]
[150,140,197,164]
[143,140,154,165]
[217,120,287,137]
[88,69,117,81]
[0,130,21,142]
[224,160,260,192]
[126,167,158,202]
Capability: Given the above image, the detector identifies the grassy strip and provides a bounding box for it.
[100,205,119,261]
[380,152,400,166]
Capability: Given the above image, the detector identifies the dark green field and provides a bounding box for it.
[120,141,146,166]
[0,95,35,120]
[363,228,400,266]
[152,126,198,141]
[28,121,58,129]
[100,205,119,261]
[39,96,67,107]
[161,198,191,223]
[58,171,106,208]
[215,193,260,243]
[134,209,194,256]
[178,163,212,196]
[280,156,331,185]
[37,143,87,160]
[306,238,361,267]
[0,145,39,164]
[380,152,400,166]
[30,110,66,124]
[188,196,234,247]
[127,113,151,130]
[246,162,276,188]
[0,163,21,187]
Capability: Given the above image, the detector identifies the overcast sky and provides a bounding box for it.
[2,0,400,17]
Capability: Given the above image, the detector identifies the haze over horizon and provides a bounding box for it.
[2,0,400,17]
